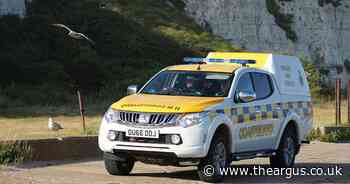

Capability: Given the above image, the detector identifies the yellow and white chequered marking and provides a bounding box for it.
[209,101,312,139]
[213,101,312,124]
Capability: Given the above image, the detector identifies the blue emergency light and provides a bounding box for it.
[183,57,256,66]
[227,59,256,65]
[183,57,206,64]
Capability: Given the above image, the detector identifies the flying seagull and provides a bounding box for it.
[52,24,95,45]
[48,117,63,131]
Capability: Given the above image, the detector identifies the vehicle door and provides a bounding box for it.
[233,71,278,152]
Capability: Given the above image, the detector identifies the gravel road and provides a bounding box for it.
[1,141,349,184]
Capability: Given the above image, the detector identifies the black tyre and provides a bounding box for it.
[197,134,229,183]
[104,157,135,175]
[270,127,298,168]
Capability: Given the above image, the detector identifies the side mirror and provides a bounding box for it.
[238,91,256,103]
[127,85,139,95]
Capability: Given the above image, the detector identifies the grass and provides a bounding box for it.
[0,102,106,140]
[106,0,238,52]
[1,100,349,164]
[313,100,350,127]
[0,100,349,140]
[0,115,101,140]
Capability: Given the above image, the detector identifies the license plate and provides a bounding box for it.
[126,128,159,139]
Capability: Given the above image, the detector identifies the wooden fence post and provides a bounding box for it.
[77,90,86,133]
[335,79,341,126]
[348,80,350,124]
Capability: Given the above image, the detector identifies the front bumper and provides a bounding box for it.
[98,119,209,159]
[104,150,201,166]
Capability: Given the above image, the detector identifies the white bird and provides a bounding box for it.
[52,24,95,45]
[48,117,63,131]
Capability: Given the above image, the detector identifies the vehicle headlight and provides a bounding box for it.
[103,108,120,123]
[177,112,208,128]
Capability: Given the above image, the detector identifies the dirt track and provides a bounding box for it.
[1,141,349,184]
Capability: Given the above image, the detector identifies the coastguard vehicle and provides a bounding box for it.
[99,52,313,182]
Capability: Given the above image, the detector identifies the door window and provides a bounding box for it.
[235,73,254,102]
[236,73,254,93]
[235,72,273,102]
[251,72,273,100]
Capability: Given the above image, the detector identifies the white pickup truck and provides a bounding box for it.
[99,52,313,182]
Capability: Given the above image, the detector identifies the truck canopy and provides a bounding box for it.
[206,52,310,96]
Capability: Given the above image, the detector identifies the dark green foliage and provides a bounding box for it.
[306,128,322,141]
[300,58,322,97]
[320,129,350,142]
[344,59,350,72]
[0,143,32,165]
[0,0,235,108]
[318,0,342,7]
[105,0,236,51]
[319,66,330,76]
[0,144,17,164]
[307,128,350,143]
[266,0,298,42]
[335,65,344,74]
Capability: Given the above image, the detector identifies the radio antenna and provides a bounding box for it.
[197,63,202,70]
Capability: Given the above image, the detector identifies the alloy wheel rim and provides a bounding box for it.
[283,137,295,166]
[213,142,227,170]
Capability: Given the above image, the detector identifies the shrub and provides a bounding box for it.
[0,143,32,165]
[300,58,322,97]
[306,128,350,143]
[306,128,322,141]
[344,59,350,72]
[319,130,350,142]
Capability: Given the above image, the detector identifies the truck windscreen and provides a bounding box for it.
[141,71,233,97]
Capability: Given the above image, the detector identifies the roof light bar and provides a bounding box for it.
[207,59,256,65]
[183,57,206,64]
[183,57,256,66]
[184,57,256,66]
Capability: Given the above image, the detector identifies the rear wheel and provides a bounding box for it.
[197,134,229,183]
[270,127,297,168]
[104,157,134,175]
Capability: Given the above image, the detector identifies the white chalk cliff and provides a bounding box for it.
[184,0,350,82]
[2,0,350,82]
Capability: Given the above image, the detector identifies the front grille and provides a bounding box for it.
[119,112,140,123]
[119,112,177,126]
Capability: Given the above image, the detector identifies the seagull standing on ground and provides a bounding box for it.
[51,24,95,45]
[48,117,63,131]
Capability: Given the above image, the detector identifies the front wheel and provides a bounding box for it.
[270,127,297,168]
[104,157,135,175]
[197,134,229,183]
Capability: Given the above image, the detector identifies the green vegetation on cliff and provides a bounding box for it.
[0,0,237,111]
[266,0,298,42]
[318,0,342,7]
